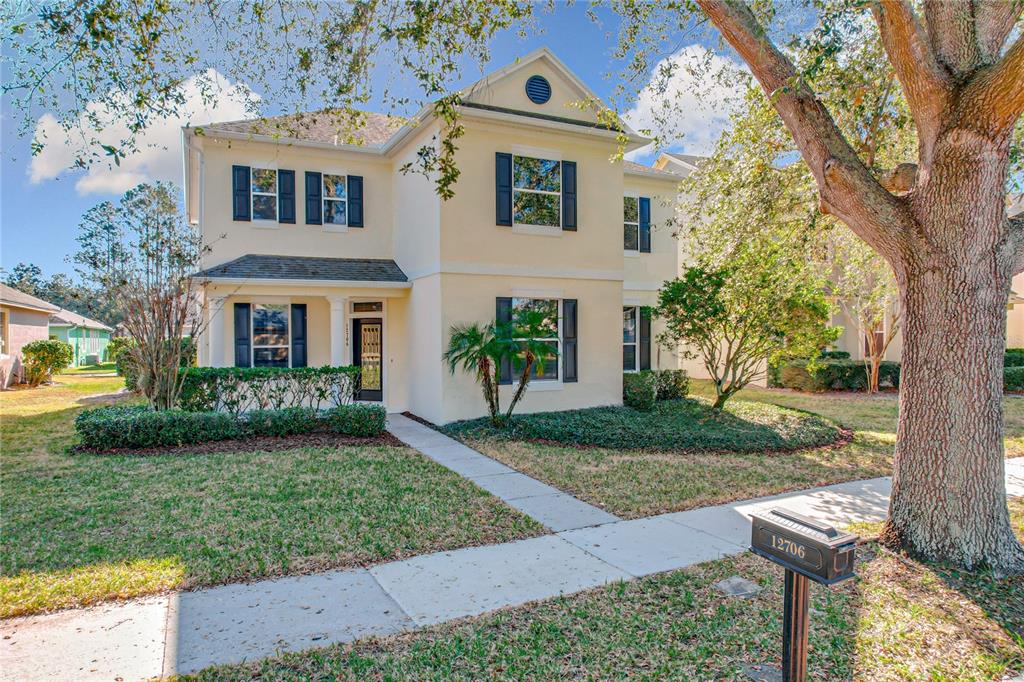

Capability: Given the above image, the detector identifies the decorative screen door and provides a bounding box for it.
[353,318,383,401]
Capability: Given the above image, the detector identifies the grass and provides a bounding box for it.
[183,500,1024,682]
[59,361,117,374]
[0,375,542,618]
[453,381,1024,518]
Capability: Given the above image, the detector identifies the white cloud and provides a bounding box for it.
[623,45,747,160]
[30,69,259,195]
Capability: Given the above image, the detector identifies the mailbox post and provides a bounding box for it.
[750,508,858,682]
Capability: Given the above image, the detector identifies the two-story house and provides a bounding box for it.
[184,48,684,424]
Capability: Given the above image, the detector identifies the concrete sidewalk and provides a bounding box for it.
[0,476,893,681]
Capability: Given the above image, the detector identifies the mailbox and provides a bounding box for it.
[750,508,857,585]
[749,508,858,682]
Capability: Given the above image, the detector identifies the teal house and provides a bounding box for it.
[49,309,114,366]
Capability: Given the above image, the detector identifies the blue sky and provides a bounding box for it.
[1,4,737,279]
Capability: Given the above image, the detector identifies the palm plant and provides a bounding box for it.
[443,309,558,427]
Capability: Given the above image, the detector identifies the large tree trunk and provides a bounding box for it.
[879,128,1024,573]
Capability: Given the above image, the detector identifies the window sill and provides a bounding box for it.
[511,224,564,237]
[523,380,563,392]
[624,250,640,258]
[324,224,350,233]
[251,220,280,230]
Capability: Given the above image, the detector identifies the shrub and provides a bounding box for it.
[1006,349,1024,368]
[246,407,321,437]
[21,339,73,386]
[623,371,657,411]
[324,404,387,437]
[779,359,900,392]
[106,337,134,364]
[177,366,360,416]
[75,405,241,449]
[654,369,689,400]
[820,350,851,360]
[1006,367,1024,392]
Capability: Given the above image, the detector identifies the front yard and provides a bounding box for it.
[187,500,1024,681]
[0,376,541,618]
[446,380,1024,518]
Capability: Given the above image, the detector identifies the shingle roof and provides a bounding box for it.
[49,308,113,331]
[199,110,405,147]
[195,255,409,283]
[0,284,60,312]
[623,160,682,179]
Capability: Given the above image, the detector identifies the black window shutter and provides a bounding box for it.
[232,165,251,221]
[233,303,251,367]
[563,299,578,383]
[291,304,307,368]
[278,170,296,224]
[305,171,322,225]
[496,153,513,226]
[640,307,652,370]
[639,196,651,253]
[347,175,364,227]
[562,161,577,231]
[496,297,513,385]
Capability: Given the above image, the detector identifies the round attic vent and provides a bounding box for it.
[525,75,551,105]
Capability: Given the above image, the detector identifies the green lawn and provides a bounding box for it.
[59,361,118,375]
[0,376,542,618]
[453,381,1024,518]
[185,501,1024,682]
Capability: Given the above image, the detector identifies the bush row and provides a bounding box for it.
[623,369,689,410]
[1006,348,1024,368]
[75,403,386,450]
[1006,367,1024,392]
[778,359,901,392]
[177,366,360,415]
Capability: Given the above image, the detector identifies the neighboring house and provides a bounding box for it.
[0,284,59,388]
[49,309,114,366]
[184,48,685,424]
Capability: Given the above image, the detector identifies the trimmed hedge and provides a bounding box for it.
[779,359,900,392]
[177,366,360,415]
[75,403,387,450]
[1006,349,1024,368]
[623,372,657,411]
[819,350,851,360]
[1006,367,1024,392]
[655,369,689,401]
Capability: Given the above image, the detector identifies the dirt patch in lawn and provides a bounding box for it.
[71,430,405,456]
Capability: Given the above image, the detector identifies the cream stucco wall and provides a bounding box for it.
[406,274,444,422]
[463,57,601,125]
[391,122,442,278]
[196,138,394,269]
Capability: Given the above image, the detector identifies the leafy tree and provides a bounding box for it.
[658,243,838,409]
[8,0,1024,571]
[71,182,208,410]
[444,308,558,427]
[828,228,901,392]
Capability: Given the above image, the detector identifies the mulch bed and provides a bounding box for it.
[73,430,405,457]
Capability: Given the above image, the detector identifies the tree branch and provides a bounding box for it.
[922,0,982,75]
[873,0,951,167]
[974,0,1023,63]
[956,34,1024,137]
[696,0,917,265]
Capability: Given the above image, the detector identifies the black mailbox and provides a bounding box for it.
[750,508,857,585]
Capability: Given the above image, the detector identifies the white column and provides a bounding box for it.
[207,296,227,367]
[326,295,348,366]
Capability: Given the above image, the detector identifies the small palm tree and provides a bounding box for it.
[444,309,558,427]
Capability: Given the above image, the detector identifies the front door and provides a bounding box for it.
[352,318,383,401]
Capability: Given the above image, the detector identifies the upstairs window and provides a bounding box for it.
[323,174,347,226]
[624,196,639,251]
[513,156,561,228]
[511,297,560,381]
[252,303,289,367]
[251,168,278,221]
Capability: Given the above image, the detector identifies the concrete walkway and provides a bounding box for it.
[386,413,620,531]
[0,476,893,681]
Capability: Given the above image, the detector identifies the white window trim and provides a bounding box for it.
[623,305,640,373]
[624,194,640,255]
[510,297,563,387]
[511,154,563,232]
[252,302,291,368]
[321,172,349,233]
[251,167,279,227]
